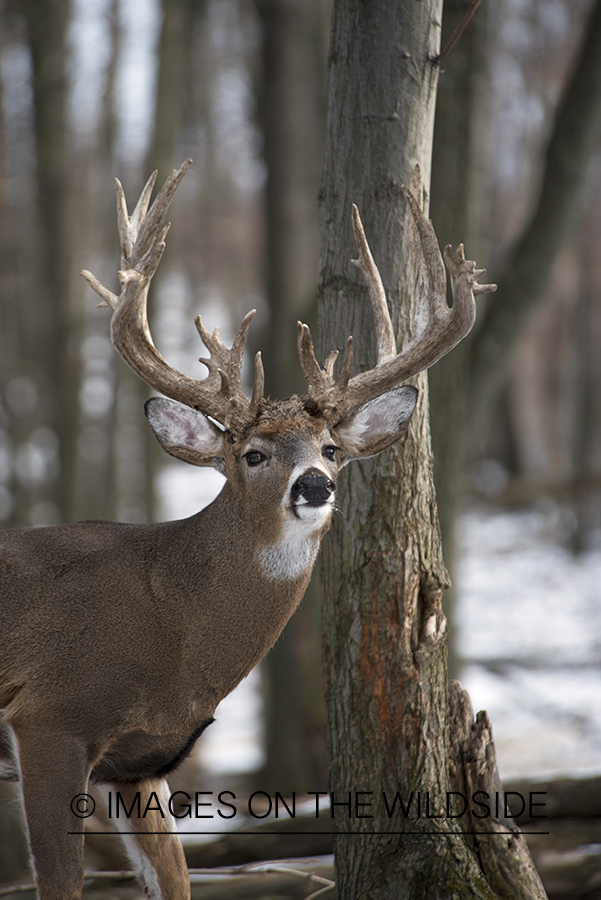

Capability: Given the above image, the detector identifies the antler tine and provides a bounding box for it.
[84,161,260,435]
[307,164,496,425]
[351,205,396,364]
[194,309,262,430]
[114,161,190,272]
[115,169,159,269]
[297,322,331,398]
[130,169,158,236]
[336,336,354,392]
[297,319,355,412]
[323,350,339,379]
[401,185,448,336]
[130,159,192,268]
[250,351,265,415]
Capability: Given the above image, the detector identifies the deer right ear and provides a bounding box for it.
[145,398,226,472]
[333,385,418,461]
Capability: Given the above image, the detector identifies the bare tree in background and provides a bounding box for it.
[469,0,601,440]
[0,0,76,528]
[255,0,330,794]
[140,0,201,523]
[146,0,200,187]
[21,0,77,523]
[429,0,601,675]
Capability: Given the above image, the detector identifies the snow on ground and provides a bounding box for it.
[457,503,601,782]
[158,463,601,783]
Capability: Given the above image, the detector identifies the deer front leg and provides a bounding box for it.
[10,724,90,900]
[100,778,190,900]
[0,721,19,780]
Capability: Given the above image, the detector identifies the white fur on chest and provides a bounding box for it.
[257,519,321,582]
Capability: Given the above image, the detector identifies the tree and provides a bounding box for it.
[317,1,546,896]
[254,0,330,794]
[429,0,601,667]
[429,0,487,676]
[21,0,78,522]
[468,0,601,442]
[141,0,199,524]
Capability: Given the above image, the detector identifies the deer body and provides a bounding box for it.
[0,162,494,899]
[0,505,306,742]
[0,399,338,768]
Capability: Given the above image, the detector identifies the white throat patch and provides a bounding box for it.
[257,519,323,582]
[257,459,334,581]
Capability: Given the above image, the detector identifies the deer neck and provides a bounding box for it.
[186,478,325,586]
[164,481,323,691]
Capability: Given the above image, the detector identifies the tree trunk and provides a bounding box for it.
[468,0,601,443]
[145,0,197,189]
[255,0,329,793]
[22,0,78,522]
[317,2,546,896]
[428,0,488,677]
[255,0,327,398]
[141,0,199,525]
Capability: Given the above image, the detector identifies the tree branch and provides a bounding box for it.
[438,0,484,62]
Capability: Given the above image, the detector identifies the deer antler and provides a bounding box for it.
[81,160,264,434]
[299,164,496,423]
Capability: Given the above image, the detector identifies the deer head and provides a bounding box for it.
[82,160,494,563]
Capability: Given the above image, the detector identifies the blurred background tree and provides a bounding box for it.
[1,0,601,888]
[430,0,601,674]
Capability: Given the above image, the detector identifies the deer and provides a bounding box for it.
[0,159,495,900]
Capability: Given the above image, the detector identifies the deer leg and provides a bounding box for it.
[0,721,19,780]
[10,724,89,900]
[100,778,190,900]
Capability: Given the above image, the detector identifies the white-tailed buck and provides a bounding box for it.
[0,160,494,899]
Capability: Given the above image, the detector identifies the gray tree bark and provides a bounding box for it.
[22,0,78,522]
[317,1,546,896]
[145,0,198,187]
[428,0,488,677]
[255,0,330,793]
[142,0,199,524]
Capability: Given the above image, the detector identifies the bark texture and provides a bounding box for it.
[256,0,327,398]
[22,0,77,521]
[317,2,547,897]
[428,0,488,677]
[448,682,547,900]
[255,0,329,793]
[141,0,199,524]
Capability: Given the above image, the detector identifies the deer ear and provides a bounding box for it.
[145,398,226,472]
[333,386,418,461]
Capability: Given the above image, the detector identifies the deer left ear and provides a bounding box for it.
[145,398,226,472]
[333,386,418,461]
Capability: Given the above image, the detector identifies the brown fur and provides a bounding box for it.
[0,414,335,899]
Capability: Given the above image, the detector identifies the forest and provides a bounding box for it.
[1,0,601,897]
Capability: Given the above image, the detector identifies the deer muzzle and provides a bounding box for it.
[291,471,335,507]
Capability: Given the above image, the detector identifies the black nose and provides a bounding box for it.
[291,471,335,505]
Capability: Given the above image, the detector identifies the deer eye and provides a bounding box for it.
[322,445,340,462]
[244,450,267,467]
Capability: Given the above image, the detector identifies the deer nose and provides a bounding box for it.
[291,470,335,505]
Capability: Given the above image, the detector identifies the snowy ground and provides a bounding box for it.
[158,466,601,783]
[457,502,601,782]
